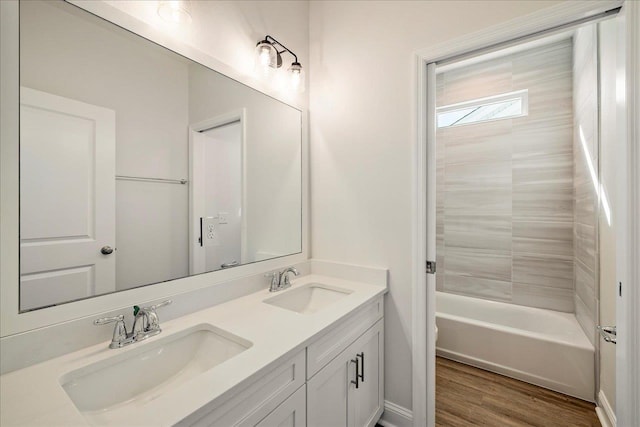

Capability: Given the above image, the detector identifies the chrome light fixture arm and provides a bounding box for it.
[259,34,299,66]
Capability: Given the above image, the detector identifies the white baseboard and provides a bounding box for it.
[596,390,616,427]
[378,400,413,427]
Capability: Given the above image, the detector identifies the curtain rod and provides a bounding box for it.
[115,175,188,185]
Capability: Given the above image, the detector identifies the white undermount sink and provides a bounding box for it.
[264,283,353,314]
[60,324,251,422]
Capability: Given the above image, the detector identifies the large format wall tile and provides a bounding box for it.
[444,188,512,217]
[443,121,512,164]
[512,283,574,312]
[575,260,596,314]
[575,194,596,226]
[575,293,597,344]
[445,215,512,253]
[436,39,575,312]
[573,26,599,345]
[512,184,574,222]
[443,275,512,302]
[444,247,512,283]
[512,221,573,259]
[436,130,446,292]
[439,61,512,106]
[575,223,597,270]
[513,255,574,289]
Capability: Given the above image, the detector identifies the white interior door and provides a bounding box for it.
[596,4,640,424]
[614,3,638,425]
[19,87,116,311]
[596,15,619,423]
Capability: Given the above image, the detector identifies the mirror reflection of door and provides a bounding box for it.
[190,115,245,275]
[19,87,116,311]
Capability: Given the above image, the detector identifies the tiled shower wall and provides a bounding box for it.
[435,40,575,311]
[573,26,599,345]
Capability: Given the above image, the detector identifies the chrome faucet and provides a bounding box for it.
[279,267,299,288]
[94,300,171,349]
[265,267,300,292]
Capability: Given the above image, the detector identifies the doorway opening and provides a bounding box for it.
[412,2,639,426]
[189,111,247,275]
[433,14,617,426]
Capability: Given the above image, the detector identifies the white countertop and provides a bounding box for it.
[0,274,386,426]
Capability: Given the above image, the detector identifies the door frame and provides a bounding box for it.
[188,109,247,275]
[411,1,639,425]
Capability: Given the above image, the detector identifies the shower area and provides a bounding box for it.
[434,18,618,405]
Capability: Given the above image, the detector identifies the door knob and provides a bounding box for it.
[101,246,114,255]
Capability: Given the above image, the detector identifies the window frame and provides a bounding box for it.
[436,89,529,128]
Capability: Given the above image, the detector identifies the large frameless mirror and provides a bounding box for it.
[19,0,302,312]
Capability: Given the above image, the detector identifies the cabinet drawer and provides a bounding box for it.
[251,385,306,427]
[178,350,305,427]
[306,296,382,379]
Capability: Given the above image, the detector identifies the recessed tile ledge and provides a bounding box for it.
[0,266,387,426]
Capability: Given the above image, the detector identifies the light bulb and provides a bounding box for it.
[255,40,277,78]
[157,0,192,24]
[258,46,271,67]
[288,62,305,92]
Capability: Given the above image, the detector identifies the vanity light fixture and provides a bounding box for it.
[157,0,192,25]
[255,35,305,92]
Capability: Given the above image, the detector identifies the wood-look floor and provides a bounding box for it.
[436,357,601,427]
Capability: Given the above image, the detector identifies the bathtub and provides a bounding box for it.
[436,291,595,401]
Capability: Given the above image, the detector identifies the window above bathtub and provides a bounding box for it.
[437,89,528,128]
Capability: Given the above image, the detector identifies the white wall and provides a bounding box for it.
[308,0,564,412]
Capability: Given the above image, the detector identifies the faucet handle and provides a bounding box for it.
[139,300,172,333]
[265,271,281,291]
[94,314,124,325]
[146,299,172,312]
[94,314,129,349]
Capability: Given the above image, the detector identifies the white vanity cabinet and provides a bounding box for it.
[177,296,384,427]
[307,319,384,427]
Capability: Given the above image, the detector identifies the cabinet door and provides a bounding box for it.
[351,320,384,427]
[307,348,357,427]
[307,319,384,427]
[254,386,306,427]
